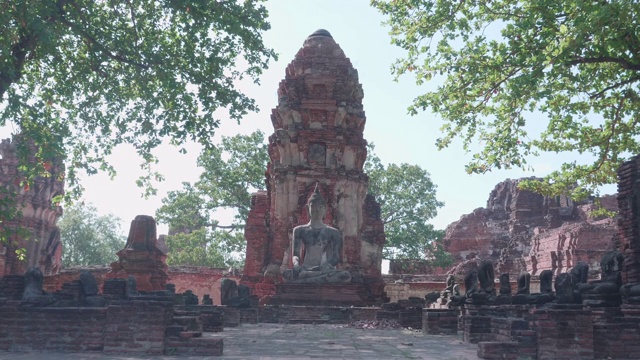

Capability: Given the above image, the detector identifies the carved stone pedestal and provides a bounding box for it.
[265,283,366,307]
[582,292,622,307]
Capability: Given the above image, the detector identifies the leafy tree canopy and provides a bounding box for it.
[365,145,449,263]
[58,202,125,267]
[155,130,268,268]
[372,0,640,199]
[0,0,276,202]
[162,228,242,268]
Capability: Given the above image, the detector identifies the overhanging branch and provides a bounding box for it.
[567,56,640,71]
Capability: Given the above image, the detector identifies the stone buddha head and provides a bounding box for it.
[308,183,327,221]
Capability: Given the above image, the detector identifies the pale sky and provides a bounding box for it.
[1,1,616,236]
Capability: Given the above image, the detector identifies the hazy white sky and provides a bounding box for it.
[1,1,616,236]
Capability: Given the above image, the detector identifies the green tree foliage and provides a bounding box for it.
[155,130,268,268]
[162,228,237,268]
[373,0,640,199]
[0,0,276,239]
[58,203,125,267]
[365,145,449,263]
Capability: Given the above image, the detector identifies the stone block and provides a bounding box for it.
[422,309,458,335]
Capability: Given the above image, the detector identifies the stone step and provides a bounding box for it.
[173,306,199,313]
[200,312,224,332]
[179,331,203,338]
[165,325,185,338]
[287,318,330,324]
[477,341,520,360]
[164,337,223,356]
[173,316,200,331]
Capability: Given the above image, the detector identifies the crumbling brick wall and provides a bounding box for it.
[0,300,171,354]
[43,265,239,304]
[617,156,640,284]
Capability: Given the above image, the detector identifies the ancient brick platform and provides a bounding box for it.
[257,305,378,324]
[0,298,224,356]
[531,304,594,360]
[449,300,640,360]
[265,283,366,307]
[422,309,458,335]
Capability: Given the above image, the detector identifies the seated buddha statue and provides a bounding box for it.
[282,184,351,284]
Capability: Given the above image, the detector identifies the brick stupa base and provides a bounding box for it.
[263,283,367,307]
[106,215,168,292]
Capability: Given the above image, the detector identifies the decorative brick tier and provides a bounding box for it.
[464,314,493,343]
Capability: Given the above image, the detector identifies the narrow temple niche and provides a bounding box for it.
[312,84,327,99]
[307,143,326,167]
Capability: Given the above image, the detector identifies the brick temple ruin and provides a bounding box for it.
[0,137,65,277]
[443,178,618,278]
[2,29,640,359]
[241,29,387,305]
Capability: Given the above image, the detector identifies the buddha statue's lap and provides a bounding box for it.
[295,268,351,283]
[580,250,623,295]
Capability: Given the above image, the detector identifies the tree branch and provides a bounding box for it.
[203,223,245,231]
[589,76,640,99]
[567,56,640,71]
[124,0,139,47]
[479,3,526,19]
[54,3,149,70]
[474,66,522,109]
[0,29,37,98]
[590,97,625,174]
